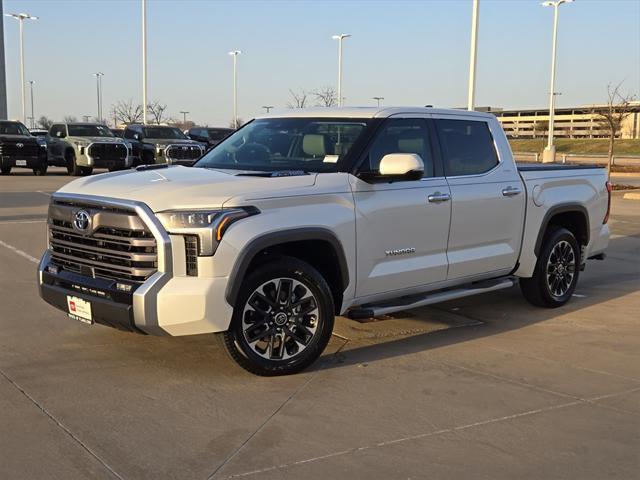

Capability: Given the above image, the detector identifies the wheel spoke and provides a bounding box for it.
[276,279,293,306]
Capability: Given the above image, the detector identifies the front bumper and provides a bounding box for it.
[1,154,45,169]
[37,193,234,336]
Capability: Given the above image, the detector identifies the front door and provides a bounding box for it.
[352,118,451,299]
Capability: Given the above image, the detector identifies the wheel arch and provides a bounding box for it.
[534,204,590,257]
[225,228,349,314]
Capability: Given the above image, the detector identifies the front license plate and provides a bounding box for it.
[66,296,93,324]
[15,160,27,166]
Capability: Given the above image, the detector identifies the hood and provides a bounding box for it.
[56,166,318,212]
[145,138,200,147]
[0,134,39,144]
[69,136,126,144]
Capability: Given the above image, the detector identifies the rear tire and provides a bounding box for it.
[221,257,335,376]
[33,164,48,176]
[520,227,580,308]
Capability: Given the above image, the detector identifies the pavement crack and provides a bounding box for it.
[206,370,320,479]
[0,368,124,480]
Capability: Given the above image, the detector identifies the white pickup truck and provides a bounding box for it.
[38,107,610,375]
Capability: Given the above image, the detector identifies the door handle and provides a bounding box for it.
[502,186,522,197]
[427,192,451,203]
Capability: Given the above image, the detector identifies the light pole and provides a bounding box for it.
[5,13,38,123]
[180,110,189,124]
[332,34,351,107]
[28,80,35,128]
[262,105,274,113]
[373,96,384,107]
[467,0,479,111]
[92,72,104,122]
[228,50,241,128]
[142,0,148,124]
[542,0,573,163]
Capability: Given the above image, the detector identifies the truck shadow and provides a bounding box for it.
[313,234,639,373]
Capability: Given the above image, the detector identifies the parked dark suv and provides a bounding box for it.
[0,120,47,175]
[186,127,234,149]
[124,124,205,165]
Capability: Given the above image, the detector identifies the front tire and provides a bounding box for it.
[33,164,48,176]
[520,227,580,308]
[66,150,82,176]
[222,257,335,376]
[0,166,10,175]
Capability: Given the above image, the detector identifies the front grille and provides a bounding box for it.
[0,142,40,158]
[48,201,158,283]
[87,143,128,161]
[165,144,202,161]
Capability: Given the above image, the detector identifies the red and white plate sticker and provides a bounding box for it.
[66,296,93,324]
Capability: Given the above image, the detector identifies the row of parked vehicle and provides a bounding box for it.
[0,119,234,176]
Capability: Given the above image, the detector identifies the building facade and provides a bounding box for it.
[489,103,640,140]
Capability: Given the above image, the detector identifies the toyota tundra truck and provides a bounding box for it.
[37,107,610,375]
[46,123,132,176]
[0,120,47,175]
[123,124,205,166]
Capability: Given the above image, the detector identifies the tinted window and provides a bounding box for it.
[67,124,113,137]
[143,126,187,139]
[50,125,65,138]
[364,118,434,178]
[436,119,498,176]
[0,121,30,136]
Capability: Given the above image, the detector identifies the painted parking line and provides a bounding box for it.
[36,190,52,197]
[0,239,39,264]
[0,220,46,225]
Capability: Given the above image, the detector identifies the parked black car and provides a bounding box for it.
[0,120,47,175]
[186,127,234,149]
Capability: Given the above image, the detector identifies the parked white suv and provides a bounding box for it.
[38,107,610,375]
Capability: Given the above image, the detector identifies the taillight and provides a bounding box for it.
[603,181,612,224]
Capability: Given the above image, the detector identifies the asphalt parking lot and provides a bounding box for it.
[1,168,638,480]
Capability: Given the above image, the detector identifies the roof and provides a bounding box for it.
[65,122,105,126]
[256,106,494,120]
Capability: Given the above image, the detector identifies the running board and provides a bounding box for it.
[347,277,517,320]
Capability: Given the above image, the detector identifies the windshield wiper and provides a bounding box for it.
[236,170,310,178]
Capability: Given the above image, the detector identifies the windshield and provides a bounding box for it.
[143,126,187,139]
[0,121,30,136]
[68,125,114,137]
[195,118,370,172]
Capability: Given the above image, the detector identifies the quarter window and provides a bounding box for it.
[364,118,434,178]
[436,119,498,176]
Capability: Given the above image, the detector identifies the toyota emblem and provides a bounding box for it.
[16,143,23,148]
[73,210,91,233]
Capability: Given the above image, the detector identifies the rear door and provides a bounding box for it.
[351,117,451,298]
[435,115,525,280]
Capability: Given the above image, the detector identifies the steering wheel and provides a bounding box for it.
[235,143,271,165]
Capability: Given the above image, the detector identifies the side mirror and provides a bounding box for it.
[377,153,424,181]
[133,133,140,140]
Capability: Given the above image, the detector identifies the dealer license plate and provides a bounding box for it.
[66,296,93,324]
[15,160,27,166]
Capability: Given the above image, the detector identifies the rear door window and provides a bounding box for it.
[436,119,498,176]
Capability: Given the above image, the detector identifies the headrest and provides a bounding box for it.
[302,134,326,157]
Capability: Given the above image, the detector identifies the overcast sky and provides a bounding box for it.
[3,0,639,126]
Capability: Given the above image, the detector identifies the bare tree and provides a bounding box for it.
[111,100,143,125]
[535,120,549,139]
[147,101,169,125]
[312,86,338,107]
[63,115,77,123]
[229,117,244,129]
[595,82,637,177]
[287,89,308,109]
[37,116,54,130]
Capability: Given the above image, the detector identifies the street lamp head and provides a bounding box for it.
[332,34,352,40]
[542,0,573,6]
[5,13,39,20]
[228,50,242,56]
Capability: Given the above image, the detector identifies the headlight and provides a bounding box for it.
[74,141,90,147]
[156,208,257,255]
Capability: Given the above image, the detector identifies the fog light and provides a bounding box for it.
[116,283,132,292]
[47,265,59,274]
